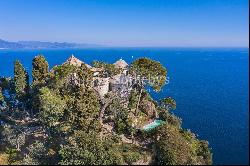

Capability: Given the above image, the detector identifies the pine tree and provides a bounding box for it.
[129,58,167,115]
[67,85,101,132]
[31,55,49,115]
[14,60,29,100]
[32,55,49,86]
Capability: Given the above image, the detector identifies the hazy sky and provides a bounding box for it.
[0,0,249,47]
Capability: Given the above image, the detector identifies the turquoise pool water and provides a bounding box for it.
[142,119,165,131]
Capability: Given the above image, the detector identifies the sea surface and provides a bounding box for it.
[0,48,249,165]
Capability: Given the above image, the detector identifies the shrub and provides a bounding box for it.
[124,151,141,164]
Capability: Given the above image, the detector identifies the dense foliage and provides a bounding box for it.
[92,60,121,77]
[154,125,212,165]
[32,55,49,86]
[0,55,212,165]
[130,57,167,92]
[0,87,4,101]
[129,58,167,115]
[14,60,29,101]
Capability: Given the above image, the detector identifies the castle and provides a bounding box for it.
[62,55,133,99]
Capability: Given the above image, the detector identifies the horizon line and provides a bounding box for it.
[0,38,248,48]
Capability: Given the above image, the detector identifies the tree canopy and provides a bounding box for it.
[129,58,167,115]
[160,97,176,110]
[14,60,29,101]
[32,55,49,86]
[93,60,121,77]
[130,58,167,92]
[154,124,212,165]
[0,87,4,101]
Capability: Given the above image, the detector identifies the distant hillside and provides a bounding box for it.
[0,39,102,49]
[0,39,24,49]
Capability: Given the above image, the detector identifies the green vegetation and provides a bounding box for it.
[0,56,212,165]
[160,96,177,110]
[154,125,212,165]
[14,60,29,101]
[128,89,138,109]
[130,58,167,115]
[130,57,167,92]
[93,60,121,77]
[32,55,49,86]
[0,87,4,101]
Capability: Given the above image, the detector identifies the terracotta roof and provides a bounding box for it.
[63,55,92,68]
[113,58,128,69]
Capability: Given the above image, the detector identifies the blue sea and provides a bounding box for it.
[0,48,249,165]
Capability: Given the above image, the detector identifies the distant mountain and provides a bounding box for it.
[0,39,24,49]
[0,39,103,49]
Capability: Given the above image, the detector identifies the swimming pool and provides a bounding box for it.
[142,119,165,131]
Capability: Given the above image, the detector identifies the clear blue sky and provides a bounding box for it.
[0,0,249,47]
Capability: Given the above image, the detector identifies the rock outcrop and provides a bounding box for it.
[139,99,156,118]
